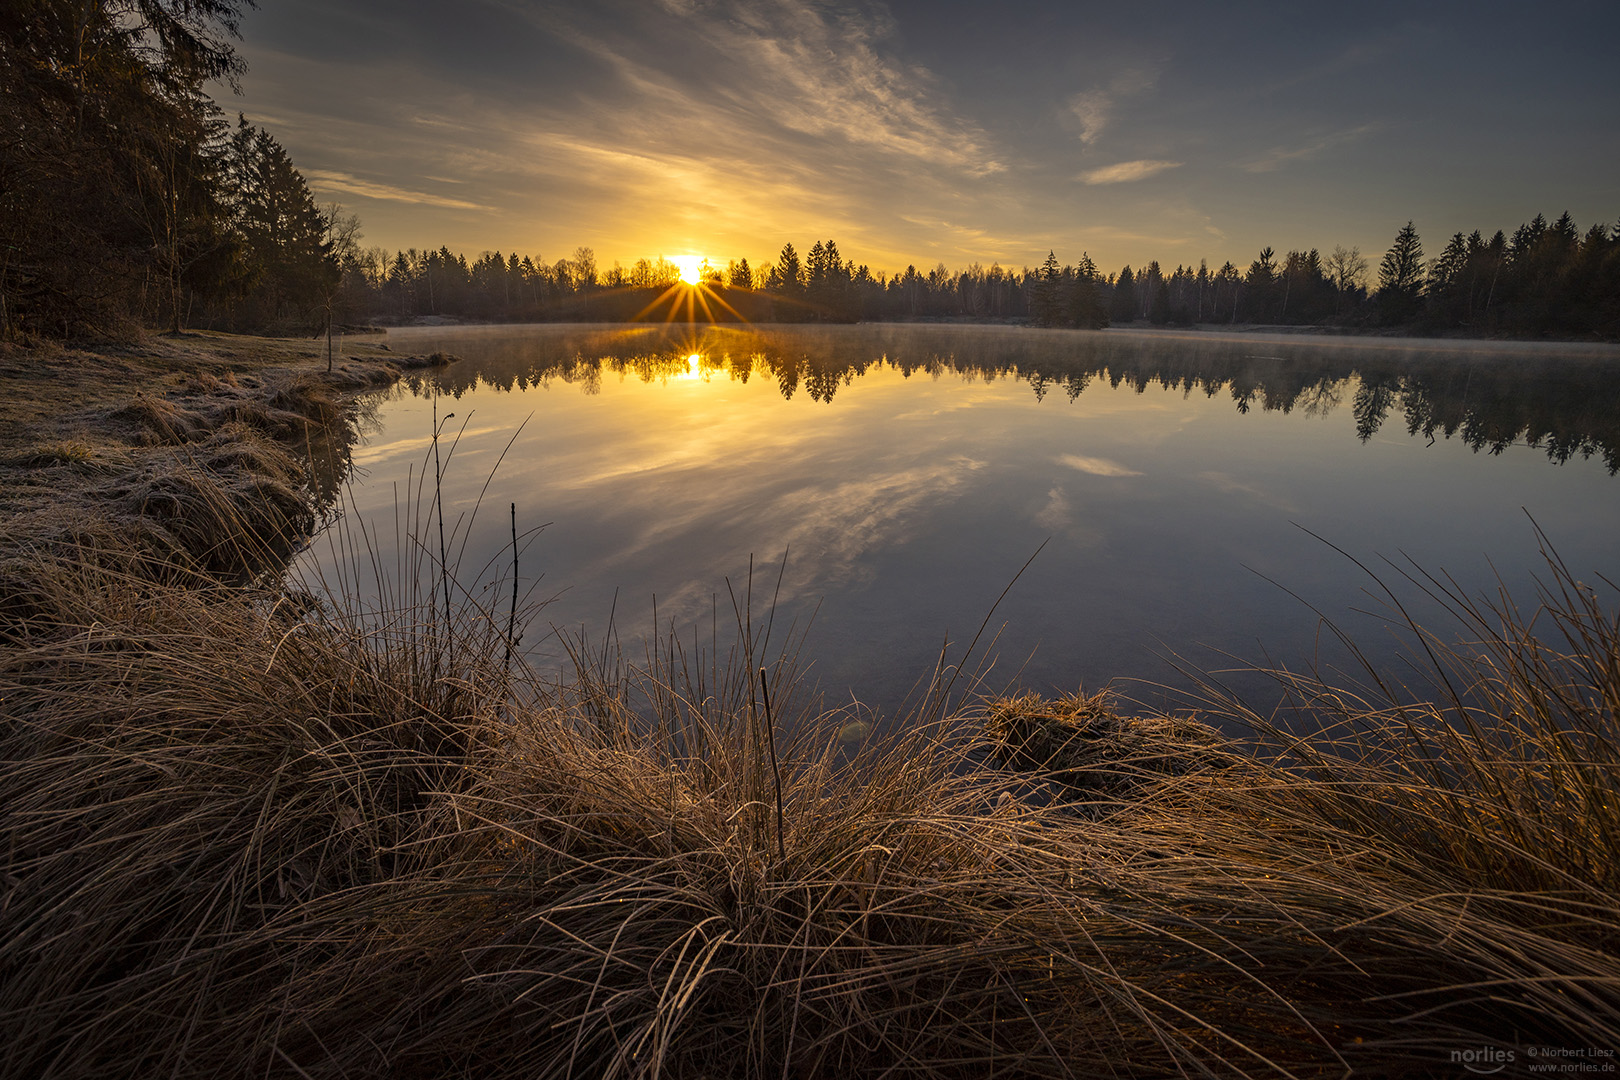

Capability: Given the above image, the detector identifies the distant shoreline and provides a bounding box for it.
[369,311,1620,347]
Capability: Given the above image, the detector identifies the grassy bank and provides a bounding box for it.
[1,336,1616,1077]
[0,331,452,595]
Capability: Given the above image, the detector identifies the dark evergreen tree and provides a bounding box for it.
[1243,247,1278,323]
[1149,278,1171,324]
[1425,232,1472,328]
[770,242,805,319]
[219,117,338,330]
[1376,222,1425,325]
[1067,252,1108,328]
[1109,265,1137,323]
[1031,251,1064,326]
[1214,261,1242,322]
[1138,261,1165,321]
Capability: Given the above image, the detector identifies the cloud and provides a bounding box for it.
[1033,485,1072,530]
[1064,67,1159,146]
[1078,159,1182,185]
[1241,124,1378,173]
[546,0,1005,178]
[1058,454,1141,477]
[235,0,1017,269]
[1067,90,1111,145]
[593,453,989,619]
[304,169,491,210]
[1198,471,1296,513]
[764,455,985,585]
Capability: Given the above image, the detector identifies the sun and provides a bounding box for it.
[672,255,706,285]
[629,254,751,324]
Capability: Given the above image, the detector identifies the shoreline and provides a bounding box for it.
[0,331,449,590]
[376,312,1620,346]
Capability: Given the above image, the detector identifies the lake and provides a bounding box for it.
[302,322,1620,720]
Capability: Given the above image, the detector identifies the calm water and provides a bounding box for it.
[305,323,1620,717]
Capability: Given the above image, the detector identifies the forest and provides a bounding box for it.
[339,217,1620,340]
[0,0,341,340]
[3,1,1617,342]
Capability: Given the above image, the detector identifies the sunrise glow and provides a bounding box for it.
[672,256,705,285]
[676,351,705,380]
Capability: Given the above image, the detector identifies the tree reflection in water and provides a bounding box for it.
[402,326,1620,473]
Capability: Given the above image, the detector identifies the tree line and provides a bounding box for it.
[339,215,1619,340]
[2,0,342,339]
[3,2,1614,342]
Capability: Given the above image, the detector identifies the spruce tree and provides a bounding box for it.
[1032,251,1063,326]
[1109,266,1137,323]
[1068,252,1108,328]
[1376,221,1425,325]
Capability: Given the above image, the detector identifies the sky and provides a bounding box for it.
[221,0,1620,279]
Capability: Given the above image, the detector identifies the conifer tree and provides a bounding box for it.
[1109,265,1137,323]
[1376,221,1425,324]
[221,117,338,329]
[1031,251,1063,326]
[1068,252,1108,329]
[1,0,252,336]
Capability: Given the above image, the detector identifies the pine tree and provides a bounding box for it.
[1376,221,1425,324]
[770,243,805,320]
[1244,247,1278,322]
[1426,232,1471,327]
[1031,251,1063,326]
[222,117,338,329]
[1068,252,1108,328]
[1109,265,1137,323]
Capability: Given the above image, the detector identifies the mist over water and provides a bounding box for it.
[304,323,1620,719]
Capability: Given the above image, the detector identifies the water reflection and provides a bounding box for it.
[322,324,1620,717]
[401,325,1620,472]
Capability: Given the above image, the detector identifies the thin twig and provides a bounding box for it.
[759,664,786,862]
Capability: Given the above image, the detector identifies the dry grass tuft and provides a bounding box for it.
[982,688,1237,802]
[6,439,96,466]
[180,369,242,394]
[92,430,315,577]
[111,392,207,444]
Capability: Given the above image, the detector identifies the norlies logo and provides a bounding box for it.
[1453,1046,1516,1074]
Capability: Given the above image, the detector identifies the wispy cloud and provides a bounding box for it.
[594,454,989,619]
[1058,453,1141,477]
[1064,67,1159,146]
[546,0,1005,177]
[234,0,1017,269]
[1198,471,1296,513]
[1033,485,1072,530]
[304,169,491,210]
[1078,159,1182,185]
[1067,90,1112,145]
[1241,124,1378,173]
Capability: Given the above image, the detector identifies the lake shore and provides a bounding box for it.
[1,331,1617,1077]
[0,331,470,599]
